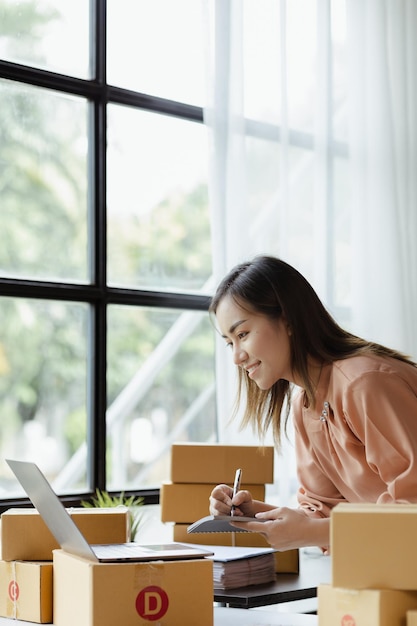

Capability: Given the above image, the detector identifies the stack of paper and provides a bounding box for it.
[190,544,276,590]
[213,552,276,589]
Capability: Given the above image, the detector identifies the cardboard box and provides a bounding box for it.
[160,482,266,523]
[318,584,417,626]
[0,560,53,623]
[1,507,130,561]
[331,503,417,589]
[173,523,299,573]
[53,549,213,626]
[171,443,274,484]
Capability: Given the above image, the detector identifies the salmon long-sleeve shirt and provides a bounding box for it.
[294,354,417,518]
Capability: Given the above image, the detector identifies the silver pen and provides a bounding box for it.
[231,468,242,516]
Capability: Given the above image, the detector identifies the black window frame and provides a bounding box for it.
[0,0,210,512]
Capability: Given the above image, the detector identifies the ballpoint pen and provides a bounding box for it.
[231,468,242,517]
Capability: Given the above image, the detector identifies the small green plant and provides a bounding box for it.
[81,489,144,541]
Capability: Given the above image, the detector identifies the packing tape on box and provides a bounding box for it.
[134,562,164,589]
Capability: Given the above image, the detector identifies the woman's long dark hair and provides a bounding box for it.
[210,255,416,447]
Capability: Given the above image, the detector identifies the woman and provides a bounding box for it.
[209,255,417,552]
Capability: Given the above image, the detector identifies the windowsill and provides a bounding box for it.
[135,503,174,543]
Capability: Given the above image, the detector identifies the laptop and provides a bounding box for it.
[6,459,213,563]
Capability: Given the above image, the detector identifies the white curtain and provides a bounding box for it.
[347,0,417,357]
[204,0,417,500]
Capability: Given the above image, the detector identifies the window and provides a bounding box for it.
[204,0,350,506]
[0,0,215,506]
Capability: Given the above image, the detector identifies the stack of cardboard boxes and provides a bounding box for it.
[0,507,130,623]
[160,442,299,575]
[0,505,214,625]
[318,503,417,625]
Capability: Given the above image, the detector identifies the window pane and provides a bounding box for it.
[331,0,348,143]
[107,305,216,490]
[243,0,318,130]
[0,0,90,78]
[107,106,212,292]
[107,0,206,106]
[332,154,351,315]
[0,80,89,282]
[243,0,347,140]
[0,298,88,496]
[243,0,282,123]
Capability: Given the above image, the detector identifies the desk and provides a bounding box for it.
[214,607,318,624]
[214,549,330,609]
[0,609,318,626]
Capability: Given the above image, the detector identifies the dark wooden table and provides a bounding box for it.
[214,549,331,609]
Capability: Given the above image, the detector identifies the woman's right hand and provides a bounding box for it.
[209,483,255,517]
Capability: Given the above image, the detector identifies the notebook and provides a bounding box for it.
[6,459,213,563]
[188,514,267,533]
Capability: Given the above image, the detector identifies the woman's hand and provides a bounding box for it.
[209,484,256,517]
[230,506,330,551]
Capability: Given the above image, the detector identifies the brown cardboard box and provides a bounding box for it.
[0,560,53,623]
[331,503,417,589]
[318,584,417,626]
[171,443,274,484]
[160,482,266,523]
[173,523,299,573]
[53,549,213,626]
[1,507,130,561]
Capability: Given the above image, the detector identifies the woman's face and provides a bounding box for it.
[215,295,294,390]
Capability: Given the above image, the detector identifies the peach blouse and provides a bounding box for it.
[294,354,417,518]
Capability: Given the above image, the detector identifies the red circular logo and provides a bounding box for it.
[341,616,356,626]
[8,581,19,602]
[135,585,169,621]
